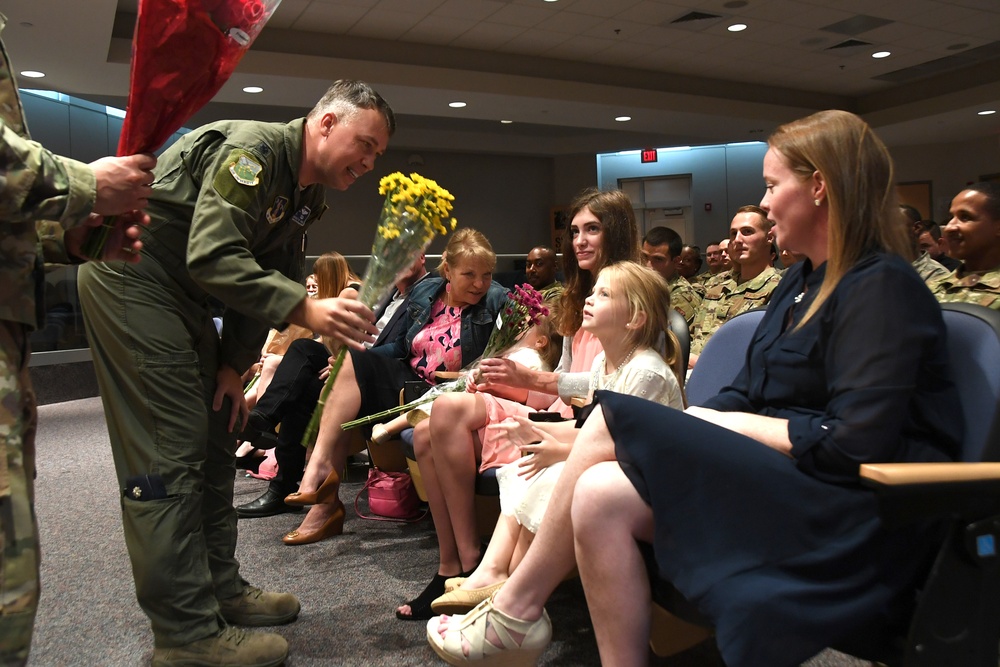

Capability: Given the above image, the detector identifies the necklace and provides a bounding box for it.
[595,342,640,391]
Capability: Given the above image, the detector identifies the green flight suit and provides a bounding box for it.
[77,118,327,648]
[930,264,1000,310]
[690,265,781,356]
[0,13,98,664]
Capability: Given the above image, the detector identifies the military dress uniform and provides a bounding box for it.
[690,266,782,356]
[930,265,1000,311]
[666,274,702,326]
[0,15,98,664]
[77,118,326,648]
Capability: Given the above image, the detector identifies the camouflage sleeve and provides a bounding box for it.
[0,120,96,227]
[35,219,75,266]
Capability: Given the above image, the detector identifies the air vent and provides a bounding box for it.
[662,11,727,32]
[826,39,872,50]
[672,11,722,23]
[820,15,892,36]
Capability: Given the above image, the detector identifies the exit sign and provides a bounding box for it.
[641,149,658,163]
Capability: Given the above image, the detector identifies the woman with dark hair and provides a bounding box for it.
[427,110,962,667]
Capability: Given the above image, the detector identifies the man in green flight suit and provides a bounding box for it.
[77,80,395,667]
[0,13,157,666]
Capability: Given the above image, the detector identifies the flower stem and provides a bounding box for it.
[301,346,347,447]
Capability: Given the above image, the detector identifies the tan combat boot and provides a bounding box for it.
[151,627,288,667]
[219,586,300,626]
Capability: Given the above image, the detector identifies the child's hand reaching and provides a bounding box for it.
[488,415,572,479]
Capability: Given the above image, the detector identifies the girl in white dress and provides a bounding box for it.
[430,262,685,614]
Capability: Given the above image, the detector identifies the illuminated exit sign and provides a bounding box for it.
[641,148,658,163]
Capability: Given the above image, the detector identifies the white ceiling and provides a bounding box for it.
[3,0,999,156]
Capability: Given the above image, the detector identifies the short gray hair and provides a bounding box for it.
[308,80,395,136]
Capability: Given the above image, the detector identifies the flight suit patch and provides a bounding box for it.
[266,196,288,224]
[229,154,262,186]
[213,149,262,210]
[290,206,311,226]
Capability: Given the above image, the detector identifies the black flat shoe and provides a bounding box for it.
[235,450,265,474]
[396,573,451,621]
[238,411,280,450]
[236,489,302,519]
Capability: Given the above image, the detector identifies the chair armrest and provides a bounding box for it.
[860,463,1000,527]
[569,395,589,408]
[860,462,1000,486]
[435,371,461,381]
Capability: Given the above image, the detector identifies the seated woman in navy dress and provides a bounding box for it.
[425,109,962,667]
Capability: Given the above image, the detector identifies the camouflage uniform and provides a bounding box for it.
[930,265,1000,311]
[912,251,950,285]
[690,266,781,356]
[77,118,326,648]
[0,15,98,665]
[538,280,564,305]
[666,274,702,326]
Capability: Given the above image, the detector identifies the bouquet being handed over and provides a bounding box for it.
[82,0,284,257]
[340,283,550,431]
[301,172,457,446]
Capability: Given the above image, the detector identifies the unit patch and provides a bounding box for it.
[291,206,312,226]
[266,196,289,224]
[229,154,262,186]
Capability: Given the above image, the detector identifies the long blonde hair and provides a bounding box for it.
[597,262,685,395]
[312,251,353,299]
[768,110,909,328]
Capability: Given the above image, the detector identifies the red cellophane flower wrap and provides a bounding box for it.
[82,0,283,257]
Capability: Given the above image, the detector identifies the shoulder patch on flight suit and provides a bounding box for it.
[214,149,262,210]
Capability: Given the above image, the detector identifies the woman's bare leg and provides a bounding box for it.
[288,354,360,532]
[574,461,654,667]
[429,392,490,571]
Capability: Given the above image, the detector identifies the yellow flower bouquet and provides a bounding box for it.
[301,172,457,446]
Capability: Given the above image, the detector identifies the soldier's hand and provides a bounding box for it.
[291,288,377,351]
[90,153,157,215]
[66,210,149,263]
[213,365,248,434]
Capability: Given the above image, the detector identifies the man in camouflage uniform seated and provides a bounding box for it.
[689,206,782,366]
[931,182,1000,310]
[640,226,702,325]
[0,14,155,665]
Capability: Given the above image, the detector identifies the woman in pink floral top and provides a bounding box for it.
[281,229,508,546]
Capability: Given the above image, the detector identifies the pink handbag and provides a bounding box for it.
[354,468,427,522]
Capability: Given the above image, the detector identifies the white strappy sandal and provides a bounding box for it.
[426,596,551,666]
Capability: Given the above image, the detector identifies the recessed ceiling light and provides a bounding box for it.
[500,120,513,124]
[19,70,44,78]
[728,23,748,32]
[448,101,467,108]
[615,116,631,122]
[543,0,558,3]
[242,86,263,94]
[978,110,997,116]
[872,51,891,59]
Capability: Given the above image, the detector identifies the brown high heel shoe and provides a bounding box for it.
[284,468,339,506]
[282,502,345,545]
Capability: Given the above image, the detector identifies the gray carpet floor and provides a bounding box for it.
[28,397,869,666]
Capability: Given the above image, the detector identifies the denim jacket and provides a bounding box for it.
[371,276,508,367]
